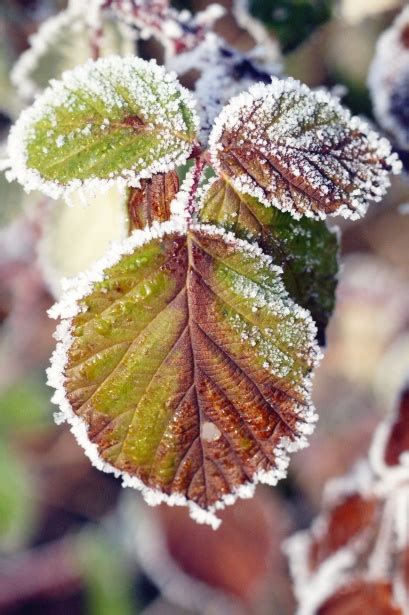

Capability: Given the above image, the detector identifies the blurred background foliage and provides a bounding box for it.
[0,0,408,614]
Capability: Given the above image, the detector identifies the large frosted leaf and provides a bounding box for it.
[200,178,338,344]
[7,56,199,199]
[47,223,319,527]
[209,78,401,220]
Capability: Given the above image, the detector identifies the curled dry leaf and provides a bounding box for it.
[127,490,290,612]
[47,222,319,527]
[199,177,339,344]
[209,78,400,220]
[127,171,179,231]
[285,383,409,615]
[6,56,199,200]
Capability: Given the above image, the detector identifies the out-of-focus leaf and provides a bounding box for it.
[0,376,51,432]
[0,441,35,551]
[8,56,198,199]
[11,7,135,100]
[247,0,333,52]
[49,224,318,525]
[209,78,400,220]
[368,6,409,152]
[77,529,134,615]
[39,185,128,298]
[200,178,338,344]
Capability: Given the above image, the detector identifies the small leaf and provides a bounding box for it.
[209,78,401,220]
[127,171,179,231]
[200,178,338,344]
[48,223,319,526]
[8,56,199,199]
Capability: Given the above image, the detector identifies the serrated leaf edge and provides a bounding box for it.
[208,77,401,221]
[7,55,199,202]
[46,220,321,529]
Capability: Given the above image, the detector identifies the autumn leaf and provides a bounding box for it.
[209,78,400,220]
[199,177,338,344]
[286,379,409,614]
[47,222,319,527]
[127,171,179,231]
[7,56,198,199]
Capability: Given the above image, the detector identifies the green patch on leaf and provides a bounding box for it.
[200,178,339,344]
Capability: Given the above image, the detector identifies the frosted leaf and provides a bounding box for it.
[199,177,339,344]
[47,222,320,527]
[11,2,135,101]
[7,55,199,200]
[285,381,409,615]
[39,185,129,298]
[368,6,409,151]
[209,77,401,220]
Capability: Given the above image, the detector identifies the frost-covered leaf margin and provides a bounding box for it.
[46,219,321,529]
[7,55,199,201]
[209,77,401,220]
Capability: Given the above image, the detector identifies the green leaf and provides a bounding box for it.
[199,178,338,344]
[77,529,134,615]
[0,376,51,432]
[8,56,199,199]
[0,440,35,551]
[209,78,400,220]
[48,223,319,527]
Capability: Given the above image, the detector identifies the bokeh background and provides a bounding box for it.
[0,1,408,613]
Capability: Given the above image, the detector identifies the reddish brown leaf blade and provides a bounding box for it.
[318,580,403,615]
[210,79,400,220]
[50,224,318,524]
[128,171,179,231]
[385,386,409,467]
[309,492,380,572]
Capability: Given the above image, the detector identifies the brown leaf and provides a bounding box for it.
[308,492,380,572]
[210,79,400,220]
[127,171,179,231]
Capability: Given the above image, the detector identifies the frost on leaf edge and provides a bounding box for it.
[209,77,401,221]
[7,55,199,202]
[46,219,321,529]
